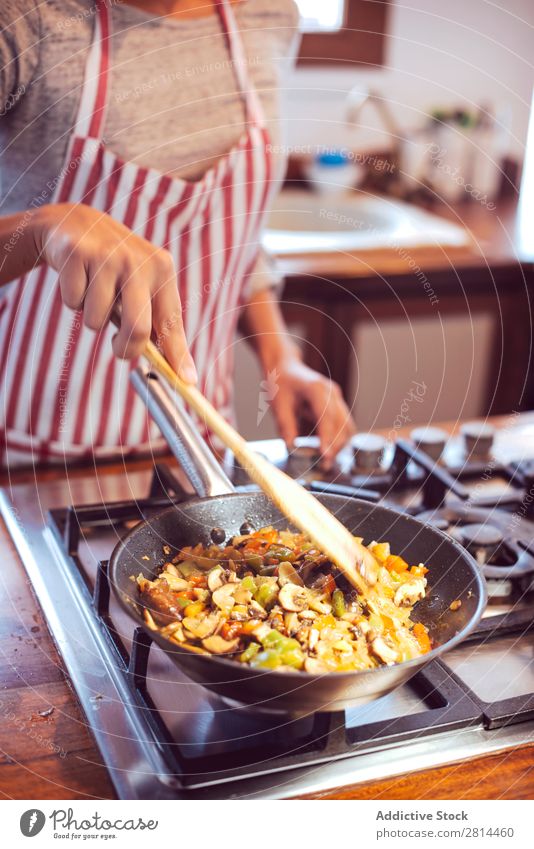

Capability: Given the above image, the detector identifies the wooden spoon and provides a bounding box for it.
[141,339,379,595]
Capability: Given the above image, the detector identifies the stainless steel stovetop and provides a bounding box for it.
[2,421,534,799]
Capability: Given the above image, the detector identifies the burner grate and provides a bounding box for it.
[3,438,534,799]
[457,610,534,729]
[40,461,534,793]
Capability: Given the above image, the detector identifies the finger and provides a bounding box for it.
[57,254,88,311]
[307,383,347,468]
[324,398,356,465]
[82,260,116,331]
[272,392,298,449]
[151,257,197,383]
[112,277,152,360]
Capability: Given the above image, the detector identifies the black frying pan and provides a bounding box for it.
[109,368,486,714]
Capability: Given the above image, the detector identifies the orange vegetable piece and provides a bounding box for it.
[413,622,432,653]
[315,614,336,631]
[176,589,196,601]
[188,575,207,588]
[385,554,410,573]
[322,574,337,595]
[221,621,243,641]
[410,564,429,576]
[241,620,262,634]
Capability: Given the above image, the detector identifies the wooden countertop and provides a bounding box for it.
[2,414,534,800]
[276,197,533,283]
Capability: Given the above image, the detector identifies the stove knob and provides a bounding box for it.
[352,433,386,472]
[461,421,495,458]
[286,440,321,478]
[410,426,448,461]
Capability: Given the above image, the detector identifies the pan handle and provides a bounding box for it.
[130,365,235,498]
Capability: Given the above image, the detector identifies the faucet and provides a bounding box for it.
[345,87,403,160]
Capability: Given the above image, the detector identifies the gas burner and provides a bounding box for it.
[416,505,534,603]
[457,523,504,564]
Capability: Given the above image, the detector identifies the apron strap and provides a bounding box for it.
[73,0,111,139]
[74,0,265,140]
[215,0,266,129]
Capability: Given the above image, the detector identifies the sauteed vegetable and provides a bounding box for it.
[135,526,431,672]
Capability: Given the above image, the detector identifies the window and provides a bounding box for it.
[296,0,345,33]
[296,0,390,66]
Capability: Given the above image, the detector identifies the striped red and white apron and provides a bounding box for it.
[0,0,273,466]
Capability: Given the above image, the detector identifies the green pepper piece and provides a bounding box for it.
[240,575,256,592]
[266,545,295,563]
[254,582,279,610]
[283,637,302,652]
[244,553,264,573]
[261,629,286,650]
[176,560,198,578]
[280,647,305,670]
[250,649,283,669]
[332,588,346,618]
[240,642,261,663]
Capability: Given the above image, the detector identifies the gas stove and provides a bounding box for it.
[2,416,534,799]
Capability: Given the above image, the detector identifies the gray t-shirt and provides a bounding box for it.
[0,0,299,290]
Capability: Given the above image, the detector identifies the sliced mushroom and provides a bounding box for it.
[227,560,239,580]
[162,622,186,643]
[298,609,318,621]
[307,593,332,615]
[212,582,237,612]
[332,638,352,653]
[207,566,225,592]
[183,613,219,640]
[304,657,329,674]
[202,635,240,654]
[295,624,311,646]
[370,636,399,665]
[308,627,319,651]
[278,561,304,586]
[279,583,308,612]
[284,611,300,635]
[143,608,157,630]
[394,578,426,608]
[248,600,268,620]
[159,572,190,592]
[182,643,209,655]
[233,584,253,605]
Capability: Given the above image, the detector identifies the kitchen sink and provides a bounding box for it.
[262,189,470,254]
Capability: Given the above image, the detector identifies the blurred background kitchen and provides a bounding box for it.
[235,0,534,439]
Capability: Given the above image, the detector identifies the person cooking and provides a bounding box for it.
[0,0,354,468]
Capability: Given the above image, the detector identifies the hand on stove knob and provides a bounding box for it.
[268,357,355,470]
